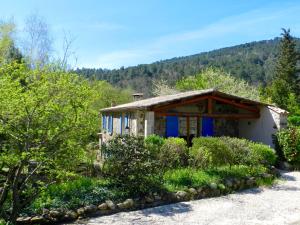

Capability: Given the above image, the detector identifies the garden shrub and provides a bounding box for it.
[102,135,162,196]
[190,137,234,168]
[158,138,189,169]
[277,127,300,166]
[288,115,300,127]
[190,137,276,168]
[28,177,124,213]
[145,134,165,155]
[220,137,252,165]
[249,142,277,166]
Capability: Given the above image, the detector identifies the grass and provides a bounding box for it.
[163,165,268,192]
[25,177,129,215]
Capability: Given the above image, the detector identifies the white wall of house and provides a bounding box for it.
[144,111,155,137]
[239,106,287,147]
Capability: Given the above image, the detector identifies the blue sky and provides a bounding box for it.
[1,0,300,69]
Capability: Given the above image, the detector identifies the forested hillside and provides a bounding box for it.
[75,38,300,96]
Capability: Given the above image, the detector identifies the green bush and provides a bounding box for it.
[102,135,162,196]
[189,137,276,168]
[249,142,277,166]
[145,134,165,155]
[163,165,267,191]
[158,138,189,169]
[28,177,124,213]
[190,137,233,168]
[288,115,300,127]
[220,137,252,165]
[277,127,300,166]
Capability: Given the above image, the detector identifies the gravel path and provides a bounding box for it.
[81,171,300,225]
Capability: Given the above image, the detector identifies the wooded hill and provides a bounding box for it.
[75,38,300,96]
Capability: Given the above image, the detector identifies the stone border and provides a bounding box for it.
[16,170,279,225]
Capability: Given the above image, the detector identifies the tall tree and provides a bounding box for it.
[270,29,299,109]
[176,67,260,101]
[0,21,22,64]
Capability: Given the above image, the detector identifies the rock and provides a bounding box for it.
[49,210,64,218]
[175,191,189,201]
[262,173,273,179]
[246,177,256,186]
[117,202,125,209]
[77,207,85,216]
[224,179,233,188]
[98,202,108,210]
[209,183,218,190]
[123,199,134,209]
[145,196,154,203]
[42,208,50,215]
[84,205,97,214]
[16,216,31,224]
[154,194,162,201]
[105,200,116,210]
[30,216,47,224]
[64,210,78,221]
[188,188,197,196]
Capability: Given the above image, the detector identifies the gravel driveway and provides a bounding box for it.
[80,171,300,225]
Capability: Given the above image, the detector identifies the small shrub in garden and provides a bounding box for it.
[159,138,189,169]
[277,127,300,166]
[190,137,234,168]
[145,134,165,155]
[220,137,252,165]
[249,142,277,166]
[102,135,162,196]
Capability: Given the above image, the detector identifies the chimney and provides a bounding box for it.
[132,93,144,101]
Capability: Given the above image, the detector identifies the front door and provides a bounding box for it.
[202,117,214,136]
[166,116,179,137]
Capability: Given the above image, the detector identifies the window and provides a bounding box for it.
[108,115,113,134]
[102,115,106,130]
[125,114,129,128]
[120,115,123,134]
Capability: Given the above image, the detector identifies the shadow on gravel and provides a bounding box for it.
[141,202,192,217]
[280,173,297,181]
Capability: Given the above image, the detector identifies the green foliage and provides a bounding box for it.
[0,21,22,64]
[190,137,277,168]
[249,142,277,166]
[163,165,267,191]
[0,62,132,222]
[27,177,126,214]
[102,135,162,196]
[288,115,300,127]
[190,137,233,168]
[144,134,165,155]
[75,38,300,96]
[277,127,300,165]
[158,138,189,169]
[176,67,260,101]
[270,29,300,109]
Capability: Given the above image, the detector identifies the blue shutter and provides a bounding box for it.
[108,115,112,133]
[102,115,106,130]
[110,116,114,133]
[125,114,129,128]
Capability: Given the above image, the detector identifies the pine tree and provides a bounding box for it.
[270,28,299,109]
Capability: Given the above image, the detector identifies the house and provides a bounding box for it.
[99,89,288,147]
